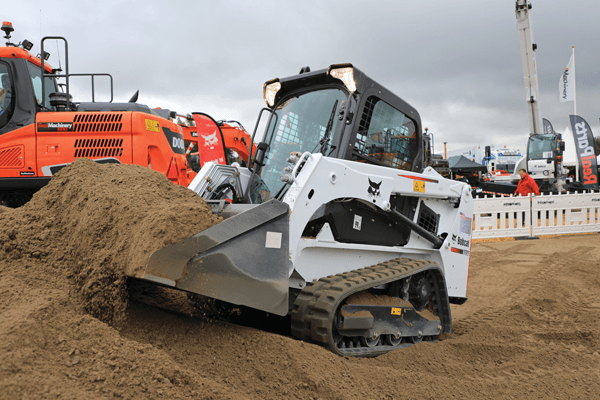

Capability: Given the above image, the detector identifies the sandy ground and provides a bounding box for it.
[1,160,599,399]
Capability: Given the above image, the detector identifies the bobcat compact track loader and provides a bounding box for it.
[137,64,473,356]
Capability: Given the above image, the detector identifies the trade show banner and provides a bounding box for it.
[569,115,598,190]
[559,54,575,103]
[543,118,554,134]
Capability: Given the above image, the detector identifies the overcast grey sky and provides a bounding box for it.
[4,0,600,154]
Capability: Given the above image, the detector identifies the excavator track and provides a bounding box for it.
[291,258,452,357]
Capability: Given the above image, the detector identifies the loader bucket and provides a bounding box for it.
[139,199,290,316]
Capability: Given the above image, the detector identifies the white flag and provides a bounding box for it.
[559,54,574,102]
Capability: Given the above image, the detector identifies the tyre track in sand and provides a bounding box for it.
[446,238,600,385]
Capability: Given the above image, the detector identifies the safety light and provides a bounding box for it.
[1,21,14,35]
[263,79,281,107]
[166,157,179,182]
[22,39,33,51]
[328,64,357,93]
[43,51,50,61]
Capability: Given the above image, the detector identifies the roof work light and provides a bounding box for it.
[328,64,357,93]
[263,79,281,107]
[22,39,33,51]
[38,51,51,61]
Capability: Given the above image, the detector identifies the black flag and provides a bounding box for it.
[569,115,599,190]
[543,118,554,134]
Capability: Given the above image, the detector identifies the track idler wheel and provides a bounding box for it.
[361,335,380,348]
[408,273,432,311]
[384,333,402,346]
[409,331,423,344]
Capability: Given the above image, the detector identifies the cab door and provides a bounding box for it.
[0,59,37,178]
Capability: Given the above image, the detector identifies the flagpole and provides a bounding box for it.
[573,45,576,115]
[573,45,579,183]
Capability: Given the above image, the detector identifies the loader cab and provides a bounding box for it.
[251,64,424,203]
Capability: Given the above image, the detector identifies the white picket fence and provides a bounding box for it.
[473,191,600,239]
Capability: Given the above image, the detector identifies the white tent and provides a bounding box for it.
[561,125,578,166]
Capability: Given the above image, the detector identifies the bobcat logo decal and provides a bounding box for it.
[367,178,382,202]
[202,131,219,149]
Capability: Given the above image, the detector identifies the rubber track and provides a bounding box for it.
[290,257,452,357]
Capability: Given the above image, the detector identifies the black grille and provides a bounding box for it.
[74,138,124,158]
[73,113,123,132]
[358,96,378,133]
[417,202,439,235]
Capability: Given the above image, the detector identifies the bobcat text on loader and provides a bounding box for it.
[0,22,189,206]
[136,64,474,357]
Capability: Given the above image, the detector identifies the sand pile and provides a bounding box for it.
[1,158,221,323]
[1,159,600,399]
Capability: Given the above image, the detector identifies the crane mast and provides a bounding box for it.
[515,0,543,135]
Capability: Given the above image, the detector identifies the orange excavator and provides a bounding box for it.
[0,22,196,206]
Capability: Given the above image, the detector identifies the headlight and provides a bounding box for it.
[543,170,549,176]
[328,64,357,93]
[263,79,281,107]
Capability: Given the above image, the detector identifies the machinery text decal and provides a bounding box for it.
[37,122,73,132]
[162,127,186,155]
[569,115,599,190]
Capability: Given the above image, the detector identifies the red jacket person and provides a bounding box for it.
[515,168,540,196]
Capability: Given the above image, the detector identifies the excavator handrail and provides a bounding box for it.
[68,73,114,103]
[41,36,114,109]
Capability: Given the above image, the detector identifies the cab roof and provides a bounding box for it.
[0,46,53,72]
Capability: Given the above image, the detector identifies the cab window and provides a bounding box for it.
[26,62,57,110]
[0,63,15,129]
[353,96,418,171]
